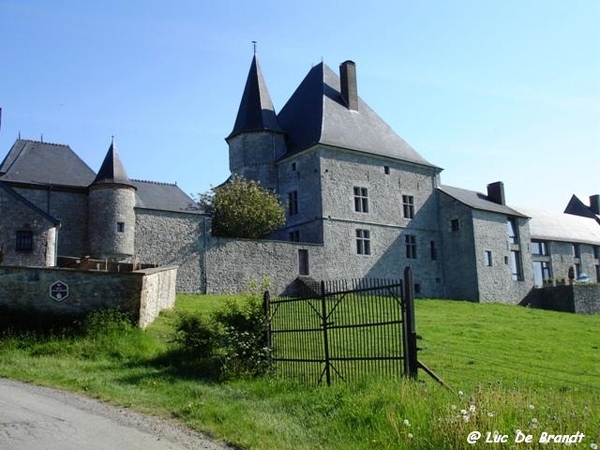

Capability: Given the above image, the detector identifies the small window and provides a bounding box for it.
[405,234,417,259]
[291,162,297,171]
[451,219,460,232]
[289,230,300,242]
[117,222,125,233]
[572,244,581,259]
[510,250,523,281]
[402,195,415,219]
[356,229,371,255]
[288,191,299,216]
[353,187,369,213]
[485,250,493,266]
[531,240,548,256]
[16,230,33,252]
[507,218,518,244]
[430,240,437,260]
[594,246,599,259]
[298,249,309,276]
[384,166,390,175]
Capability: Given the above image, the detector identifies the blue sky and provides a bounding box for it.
[1,0,598,212]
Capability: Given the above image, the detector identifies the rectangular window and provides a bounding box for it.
[507,218,518,244]
[384,166,390,175]
[291,162,297,171]
[510,250,523,281]
[117,222,125,233]
[574,263,581,278]
[289,230,300,242]
[531,240,548,255]
[288,191,298,216]
[402,195,415,219]
[298,249,309,276]
[451,219,460,232]
[353,187,369,213]
[596,265,600,283]
[16,230,33,252]
[594,246,600,260]
[356,229,371,255]
[572,244,581,258]
[405,234,417,259]
[533,261,552,287]
[430,240,437,260]
[485,250,493,266]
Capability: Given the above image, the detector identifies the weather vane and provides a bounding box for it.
[252,40,257,55]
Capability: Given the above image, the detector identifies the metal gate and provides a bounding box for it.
[263,268,417,385]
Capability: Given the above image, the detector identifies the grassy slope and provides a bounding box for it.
[0,295,598,449]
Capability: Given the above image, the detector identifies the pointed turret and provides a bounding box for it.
[227,55,283,140]
[92,137,135,187]
[227,55,287,190]
[88,138,136,260]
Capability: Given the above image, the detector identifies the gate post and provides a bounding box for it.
[403,267,418,379]
[320,280,332,386]
[262,291,272,352]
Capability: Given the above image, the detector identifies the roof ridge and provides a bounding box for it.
[131,178,177,187]
[18,138,70,147]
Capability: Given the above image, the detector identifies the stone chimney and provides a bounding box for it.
[487,181,506,205]
[340,60,358,111]
[590,195,600,215]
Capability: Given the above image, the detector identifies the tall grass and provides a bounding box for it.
[0,296,598,449]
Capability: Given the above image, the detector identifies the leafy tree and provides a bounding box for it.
[198,175,285,239]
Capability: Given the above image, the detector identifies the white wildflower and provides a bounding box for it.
[590,443,597,450]
[403,419,410,427]
[407,433,414,439]
[469,404,476,413]
[462,414,470,422]
[458,390,464,396]
[528,404,535,410]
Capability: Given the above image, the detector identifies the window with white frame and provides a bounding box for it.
[353,187,369,213]
[356,229,371,255]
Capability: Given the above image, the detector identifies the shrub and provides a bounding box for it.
[174,295,271,380]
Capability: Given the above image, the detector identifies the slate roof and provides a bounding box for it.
[277,62,438,168]
[131,179,204,214]
[438,185,528,217]
[564,194,600,222]
[0,139,96,188]
[515,206,600,245]
[0,180,61,226]
[92,139,135,187]
[227,55,283,140]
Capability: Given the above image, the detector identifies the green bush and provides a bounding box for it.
[174,296,271,380]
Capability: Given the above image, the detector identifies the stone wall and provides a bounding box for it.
[0,265,177,328]
[13,186,89,257]
[205,237,326,295]
[134,209,204,293]
[0,187,58,267]
[525,284,600,314]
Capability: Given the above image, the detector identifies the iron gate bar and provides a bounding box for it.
[265,274,413,385]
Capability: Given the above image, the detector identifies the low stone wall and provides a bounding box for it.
[524,284,600,314]
[0,265,177,328]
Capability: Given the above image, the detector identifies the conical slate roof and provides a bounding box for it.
[227,55,283,140]
[277,62,438,168]
[92,138,135,187]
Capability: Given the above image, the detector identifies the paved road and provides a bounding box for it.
[0,378,232,450]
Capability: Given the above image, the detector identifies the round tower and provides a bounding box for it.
[226,54,286,191]
[88,138,136,260]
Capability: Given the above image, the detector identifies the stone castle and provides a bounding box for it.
[1,55,599,303]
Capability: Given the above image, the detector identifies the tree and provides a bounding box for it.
[198,175,285,239]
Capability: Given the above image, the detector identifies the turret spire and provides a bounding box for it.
[226,55,282,141]
[92,137,134,187]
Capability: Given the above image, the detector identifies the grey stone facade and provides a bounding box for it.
[0,265,177,328]
[135,209,204,293]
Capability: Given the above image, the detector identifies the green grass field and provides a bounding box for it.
[0,295,598,449]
